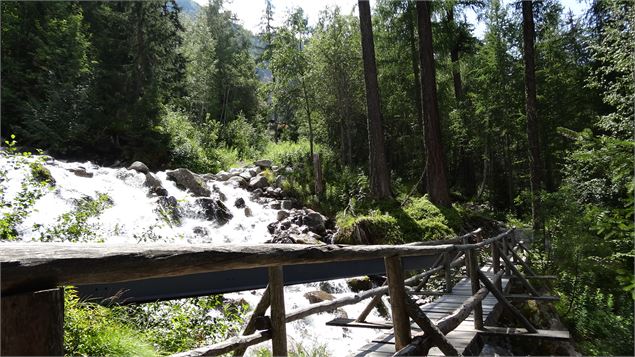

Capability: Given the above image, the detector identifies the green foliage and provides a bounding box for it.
[29,161,55,185]
[254,342,330,357]
[124,296,248,354]
[38,193,113,242]
[64,288,157,357]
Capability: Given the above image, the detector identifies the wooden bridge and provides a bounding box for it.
[0,228,569,356]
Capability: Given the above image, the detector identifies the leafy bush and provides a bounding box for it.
[64,288,156,357]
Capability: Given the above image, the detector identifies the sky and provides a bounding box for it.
[193,0,590,36]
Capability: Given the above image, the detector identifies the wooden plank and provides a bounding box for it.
[1,288,64,356]
[385,256,412,350]
[0,242,454,294]
[326,318,393,330]
[478,326,570,340]
[504,294,559,301]
[268,266,287,356]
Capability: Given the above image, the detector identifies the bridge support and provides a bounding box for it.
[385,255,412,350]
[1,288,64,356]
[268,266,287,357]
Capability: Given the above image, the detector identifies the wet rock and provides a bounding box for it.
[270,201,281,210]
[480,343,512,356]
[347,277,373,292]
[279,219,292,230]
[319,281,338,294]
[292,233,323,245]
[239,171,252,181]
[201,173,217,181]
[216,171,231,181]
[127,161,149,174]
[166,168,210,197]
[151,186,168,197]
[156,196,181,224]
[144,173,162,189]
[193,226,208,236]
[249,175,269,190]
[304,212,326,235]
[254,159,272,169]
[304,290,335,304]
[275,175,286,188]
[228,176,248,188]
[248,169,257,177]
[69,167,93,178]
[267,222,277,234]
[281,200,293,210]
[235,197,246,208]
[196,198,233,225]
[277,210,290,221]
[244,207,253,217]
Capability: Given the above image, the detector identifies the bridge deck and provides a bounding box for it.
[354,265,509,356]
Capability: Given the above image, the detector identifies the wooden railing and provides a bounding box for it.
[0,228,543,356]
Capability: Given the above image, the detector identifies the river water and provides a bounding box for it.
[0,154,386,355]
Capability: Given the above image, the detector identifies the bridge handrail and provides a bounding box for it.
[1,227,523,357]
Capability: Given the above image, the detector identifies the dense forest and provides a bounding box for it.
[1,0,633,355]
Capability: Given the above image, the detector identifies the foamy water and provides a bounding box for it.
[0,154,385,356]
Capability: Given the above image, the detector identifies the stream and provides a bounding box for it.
[0,154,386,355]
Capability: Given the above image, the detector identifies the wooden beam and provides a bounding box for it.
[385,255,412,350]
[234,286,270,356]
[1,288,64,356]
[478,326,570,340]
[491,240,502,292]
[477,270,537,333]
[0,242,455,294]
[326,318,393,329]
[268,266,287,356]
[497,242,540,296]
[404,296,460,356]
[356,280,387,322]
[414,254,445,292]
[509,247,538,277]
[523,275,557,280]
[171,331,271,357]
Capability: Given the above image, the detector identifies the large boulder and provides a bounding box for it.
[196,198,233,225]
[128,161,149,174]
[166,168,210,197]
[239,171,252,181]
[156,196,181,224]
[277,210,290,221]
[216,171,232,181]
[228,176,248,188]
[304,290,335,304]
[304,211,326,235]
[254,159,272,169]
[249,175,269,190]
[347,277,373,292]
[144,173,162,189]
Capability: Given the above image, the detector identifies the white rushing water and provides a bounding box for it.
[0,154,387,356]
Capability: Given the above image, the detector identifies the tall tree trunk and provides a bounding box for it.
[358,0,392,199]
[408,3,427,193]
[447,7,464,101]
[416,1,451,207]
[522,1,545,242]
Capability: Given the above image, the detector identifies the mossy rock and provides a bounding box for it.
[30,162,55,185]
[335,213,402,245]
[346,277,373,292]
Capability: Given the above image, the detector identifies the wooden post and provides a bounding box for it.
[491,243,503,292]
[385,255,412,350]
[1,288,64,356]
[268,266,287,356]
[467,248,484,330]
[477,270,538,333]
[443,252,452,293]
[502,237,511,275]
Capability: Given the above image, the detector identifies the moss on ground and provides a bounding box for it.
[335,196,463,245]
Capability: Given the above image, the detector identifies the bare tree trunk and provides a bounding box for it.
[358,0,392,199]
[447,7,464,101]
[522,1,545,244]
[416,1,451,207]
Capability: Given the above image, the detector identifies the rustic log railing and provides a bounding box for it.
[1,227,544,356]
